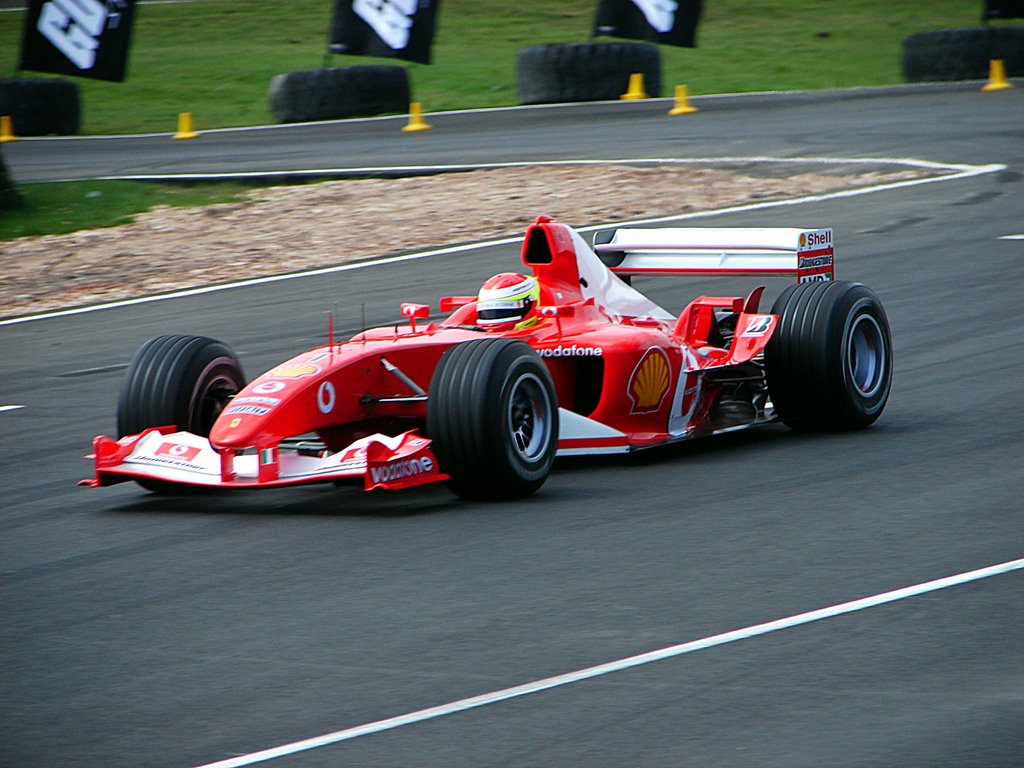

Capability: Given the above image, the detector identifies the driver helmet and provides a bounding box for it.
[476,272,541,330]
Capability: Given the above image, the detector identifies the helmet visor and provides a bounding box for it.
[477,298,534,325]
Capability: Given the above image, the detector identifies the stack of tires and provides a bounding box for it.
[517,42,661,104]
[0,78,80,136]
[268,66,410,123]
[902,27,1024,82]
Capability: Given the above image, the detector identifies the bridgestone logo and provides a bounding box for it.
[799,255,833,269]
[370,456,434,483]
[538,346,603,358]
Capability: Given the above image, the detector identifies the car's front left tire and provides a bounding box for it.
[427,338,558,500]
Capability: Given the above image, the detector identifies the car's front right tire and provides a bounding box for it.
[427,338,558,500]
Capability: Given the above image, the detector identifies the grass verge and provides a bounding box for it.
[0,180,247,240]
[0,0,986,135]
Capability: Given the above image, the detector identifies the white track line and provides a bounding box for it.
[998,234,1024,240]
[98,155,979,182]
[193,557,1024,768]
[0,405,25,413]
[0,157,1005,328]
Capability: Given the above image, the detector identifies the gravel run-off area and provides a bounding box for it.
[1,163,935,319]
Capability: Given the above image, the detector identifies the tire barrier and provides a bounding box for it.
[0,78,80,136]
[268,66,410,123]
[517,42,661,105]
[0,146,24,210]
[902,27,1024,82]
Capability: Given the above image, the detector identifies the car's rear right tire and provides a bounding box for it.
[765,281,892,430]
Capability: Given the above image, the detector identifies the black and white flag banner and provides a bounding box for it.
[594,0,703,48]
[329,0,440,65]
[19,0,137,82]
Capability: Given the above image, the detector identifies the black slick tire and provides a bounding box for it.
[764,281,892,431]
[516,42,661,104]
[118,335,244,438]
[902,27,1024,82]
[268,66,410,123]
[117,335,245,493]
[426,339,559,500]
[0,78,80,136]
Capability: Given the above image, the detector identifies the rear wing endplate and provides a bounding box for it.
[593,227,835,283]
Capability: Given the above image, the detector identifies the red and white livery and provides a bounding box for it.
[83,216,891,500]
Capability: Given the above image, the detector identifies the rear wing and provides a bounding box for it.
[593,227,835,283]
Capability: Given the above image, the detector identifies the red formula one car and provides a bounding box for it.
[82,215,892,499]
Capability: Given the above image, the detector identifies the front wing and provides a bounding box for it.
[80,427,448,492]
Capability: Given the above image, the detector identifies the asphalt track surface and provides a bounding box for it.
[2,84,1023,767]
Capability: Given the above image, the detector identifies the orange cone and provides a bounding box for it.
[402,102,432,132]
[620,73,648,100]
[0,115,17,143]
[668,85,699,115]
[173,112,199,139]
[982,59,1013,91]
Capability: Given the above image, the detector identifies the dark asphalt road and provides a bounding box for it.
[2,85,1023,767]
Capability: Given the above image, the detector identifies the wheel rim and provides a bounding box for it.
[507,372,552,462]
[847,314,886,398]
[189,361,241,435]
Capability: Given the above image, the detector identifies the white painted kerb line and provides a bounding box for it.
[193,557,1024,768]
[0,405,25,413]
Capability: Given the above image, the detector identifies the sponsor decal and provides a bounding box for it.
[259,447,276,465]
[368,455,434,485]
[231,396,281,407]
[224,405,271,417]
[265,363,321,379]
[253,381,287,394]
[228,418,242,429]
[798,255,833,269]
[155,442,200,461]
[627,347,672,414]
[133,440,210,472]
[318,381,336,414]
[800,273,833,283]
[537,345,603,358]
[800,230,833,249]
[309,352,331,363]
[741,315,773,337]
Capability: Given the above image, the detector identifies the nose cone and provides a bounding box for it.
[209,357,328,448]
[209,392,281,448]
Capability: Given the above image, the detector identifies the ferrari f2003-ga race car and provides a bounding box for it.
[82,215,892,500]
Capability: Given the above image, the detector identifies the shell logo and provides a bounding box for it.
[799,233,807,248]
[266,363,321,379]
[627,347,672,414]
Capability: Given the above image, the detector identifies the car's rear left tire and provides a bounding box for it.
[765,281,892,430]
[427,338,558,500]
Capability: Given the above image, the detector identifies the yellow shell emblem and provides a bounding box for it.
[628,348,671,414]
[266,363,320,379]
